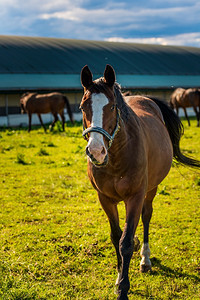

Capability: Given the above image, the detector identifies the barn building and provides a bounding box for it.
[0,35,200,127]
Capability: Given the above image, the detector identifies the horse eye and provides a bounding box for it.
[111,105,115,111]
[80,105,84,112]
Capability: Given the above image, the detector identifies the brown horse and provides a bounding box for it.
[80,65,200,300]
[170,88,200,126]
[20,92,74,132]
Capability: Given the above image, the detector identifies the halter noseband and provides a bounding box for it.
[82,106,121,149]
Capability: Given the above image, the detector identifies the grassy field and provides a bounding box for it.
[0,119,199,300]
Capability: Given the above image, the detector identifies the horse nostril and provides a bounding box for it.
[86,146,90,156]
[101,147,106,155]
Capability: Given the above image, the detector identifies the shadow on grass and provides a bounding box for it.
[0,121,82,133]
[150,257,200,283]
[130,256,200,299]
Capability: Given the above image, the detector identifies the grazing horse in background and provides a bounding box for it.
[80,65,200,300]
[170,87,200,126]
[20,92,74,132]
[182,88,200,127]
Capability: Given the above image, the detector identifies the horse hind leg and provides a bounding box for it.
[198,104,200,127]
[183,108,190,126]
[59,111,65,131]
[49,113,58,131]
[193,106,199,127]
[140,187,157,273]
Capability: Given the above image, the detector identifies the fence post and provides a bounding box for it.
[5,94,9,127]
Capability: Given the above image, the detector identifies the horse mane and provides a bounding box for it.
[113,82,130,121]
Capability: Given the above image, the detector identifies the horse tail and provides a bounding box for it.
[149,97,200,168]
[63,96,74,124]
[169,93,174,109]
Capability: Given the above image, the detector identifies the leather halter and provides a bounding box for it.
[82,106,121,149]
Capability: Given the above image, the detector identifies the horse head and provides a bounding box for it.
[20,93,29,113]
[20,92,36,113]
[80,65,120,166]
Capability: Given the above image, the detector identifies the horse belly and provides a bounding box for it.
[147,130,173,190]
[28,100,51,114]
[181,98,192,108]
[37,106,50,114]
[49,100,64,113]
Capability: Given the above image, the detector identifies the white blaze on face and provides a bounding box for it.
[87,93,109,163]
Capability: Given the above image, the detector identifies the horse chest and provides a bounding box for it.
[89,169,142,201]
[114,176,133,199]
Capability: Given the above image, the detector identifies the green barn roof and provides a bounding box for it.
[0,35,200,90]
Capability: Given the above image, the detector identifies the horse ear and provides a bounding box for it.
[81,65,93,89]
[104,64,115,87]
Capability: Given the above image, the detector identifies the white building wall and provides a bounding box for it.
[0,112,82,127]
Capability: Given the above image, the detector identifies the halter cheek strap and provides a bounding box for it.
[82,107,121,149]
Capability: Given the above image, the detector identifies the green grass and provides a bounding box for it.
[0,119,199,300]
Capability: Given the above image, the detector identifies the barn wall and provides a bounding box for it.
[0,88,179,127]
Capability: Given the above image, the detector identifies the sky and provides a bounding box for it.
[0,0,200,47]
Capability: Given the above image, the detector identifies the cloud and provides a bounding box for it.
[37,1,200,38]
[0,0,199,47]
[38,5,196,25]
[106,33,200,47]
[37,3,200,42]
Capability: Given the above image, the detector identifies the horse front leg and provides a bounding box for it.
[118,190,145,300]
[28,113,32,132]
[98,193,123,286]
[140,187,157,272]
[37,113,46,132]
[183,108,190,126]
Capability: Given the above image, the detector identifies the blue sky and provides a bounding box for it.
[0,0,200,47]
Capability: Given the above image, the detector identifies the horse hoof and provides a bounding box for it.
[140,264,152,273]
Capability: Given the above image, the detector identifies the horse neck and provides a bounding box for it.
[109,87,139,150]
[107,107,140,172]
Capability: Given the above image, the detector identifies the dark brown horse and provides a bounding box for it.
[170,88,200,126]
[80,65,200,300]
[20,92,74,132]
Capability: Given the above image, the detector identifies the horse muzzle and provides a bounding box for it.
[86,146,108,167]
